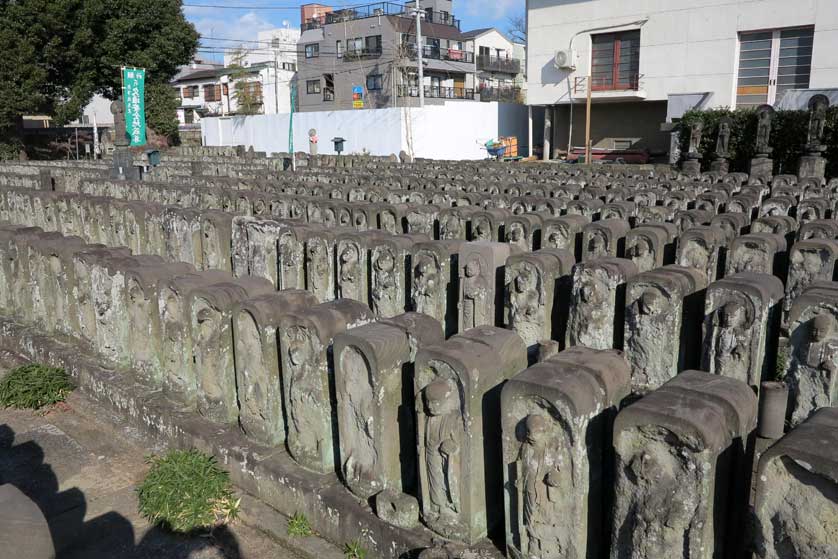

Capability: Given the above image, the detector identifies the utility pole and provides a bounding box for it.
[585,74,592,165]
[415,0,424,107]
[289,81,297,171]
[273,48,280,114]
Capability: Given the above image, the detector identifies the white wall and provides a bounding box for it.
[474,29,515,58]
[201,102,531,160]
[527,0,838,107]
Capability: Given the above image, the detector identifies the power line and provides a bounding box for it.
[184,3,320,9]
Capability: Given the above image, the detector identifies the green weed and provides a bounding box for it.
[0,364,74,409]
[136,449,240,533]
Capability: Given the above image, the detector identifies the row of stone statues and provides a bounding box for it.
[683,94,831,181]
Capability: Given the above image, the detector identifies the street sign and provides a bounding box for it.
[352,85,364,108]
[122,68,147,147]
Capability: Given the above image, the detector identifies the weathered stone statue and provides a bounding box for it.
[411,241,463,337]
[676,226,726,283]
[505,249,573,357]
[416,327,527,544]
[711,116,732,173]
[110,97,129,147]
[752,408,838,559]
[458,242,513,332]
[785,287,838,426]
[799,94,830,180]
[702,272,783,391]
[716,117,731,159]
[279,299,374,473]
[502,348,631,559]
[805,94,829,153]
[335,313,443,500]
[611,371,757,559]
[624,266,706,394]
[784,240,838,324]
[305,230,337,303]
[755,104,775,156]
[233,290,317,446]
[567,258,637,350]
[725,233,786,277]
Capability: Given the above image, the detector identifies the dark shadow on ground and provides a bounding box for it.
[0,424,241,559]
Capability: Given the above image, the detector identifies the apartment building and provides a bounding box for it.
[527,0,838,158]
[295,1,478,112]
[463,27,526,103]
[172,62,291,125]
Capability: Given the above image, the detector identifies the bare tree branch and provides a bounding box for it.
[506,14,526,43]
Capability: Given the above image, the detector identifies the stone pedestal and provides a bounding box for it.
[749,156,773,183]
[709,157,729,174]
[110,148,140,180]
[680,158,701,177]
[797,154,826,181]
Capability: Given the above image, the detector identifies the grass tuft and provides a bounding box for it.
[775,344,790,381]
[136,449,240,533]
[343,539,368,559]
[287,512,313,537]
[0,364,74,409]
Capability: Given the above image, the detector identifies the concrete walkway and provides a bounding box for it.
[0,355,342,559]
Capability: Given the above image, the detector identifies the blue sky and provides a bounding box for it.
[183,0,524,62]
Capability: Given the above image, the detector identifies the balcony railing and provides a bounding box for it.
[404,44,474,64]
[397,85,475,100]
[342,47,383,61]
[302,2,460,31]
[479,86,523,103]
[477,55,521,75]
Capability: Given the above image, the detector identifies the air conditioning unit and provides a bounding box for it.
[554,49,576,71]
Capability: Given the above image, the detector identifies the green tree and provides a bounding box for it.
[0,0,198,154]
[227,47,263,116]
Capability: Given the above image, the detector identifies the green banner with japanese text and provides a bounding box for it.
[123,67,147,147]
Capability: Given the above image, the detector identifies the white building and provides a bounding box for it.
[172,62,296,126]
[463,28,526,103]
[527,0,838,159]
[223,27,301,72]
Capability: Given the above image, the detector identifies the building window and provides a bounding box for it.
[591,30,640,91]
[237,81,263,104]
[174,87,182,99]
[305,43,319,58]
[183,85,199,99]
[365,35,382,55]
[736,26,814,108]
[281,62,296,71]
[203,84,222,102]
[184,110,194,124]
[347,37,364,56]
[323,74,335,101]
[271,37,280,49]
[367,74,383,91]
[306,79,321,94]
[336,40,344,58]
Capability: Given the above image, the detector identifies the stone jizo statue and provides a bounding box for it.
[422,378,462,522]
[806,94,829,153]
[755,104,775,156]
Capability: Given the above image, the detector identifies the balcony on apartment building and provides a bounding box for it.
[476,55,521,75]
[302,2,460,31]
[397,84,475,100]
[404,44,474,64]
[478,85,523,103]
